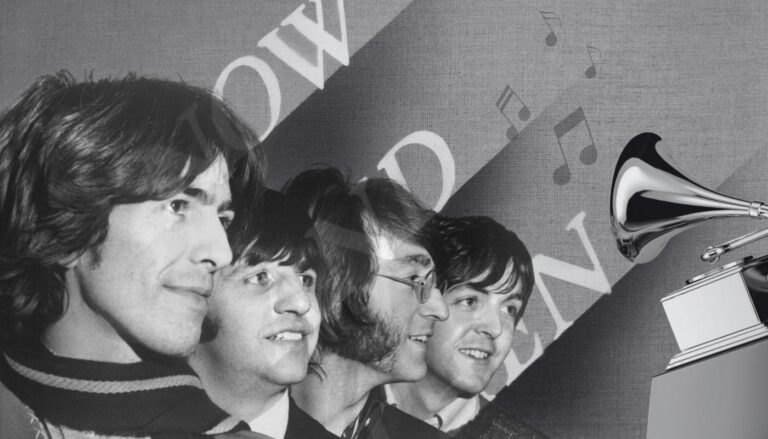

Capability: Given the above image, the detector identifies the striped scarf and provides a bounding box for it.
[0,342,246,438]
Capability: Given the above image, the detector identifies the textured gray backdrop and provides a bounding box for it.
[3,0,767,436]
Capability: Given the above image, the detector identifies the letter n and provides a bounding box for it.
[532,211,611,339]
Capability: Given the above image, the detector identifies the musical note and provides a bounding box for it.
[495,85,530,140]
[553,152,571,185]
[552,107,597,185]
[585,45,601,78]
[540,11,561,47]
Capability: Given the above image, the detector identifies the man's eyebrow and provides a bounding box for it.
[476,283,524,298]
[395,253,432,267]
[498,290,525,301]
[183,187,232,211]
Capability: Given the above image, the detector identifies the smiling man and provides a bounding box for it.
[387,215,546,438]
[190,190,335,439]
[284,168,450,439]
[0,72,263,437]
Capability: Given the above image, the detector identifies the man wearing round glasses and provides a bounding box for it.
[284,167,450,439]
[374,270,437,304]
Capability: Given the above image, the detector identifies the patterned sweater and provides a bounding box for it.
[0,341,246,438]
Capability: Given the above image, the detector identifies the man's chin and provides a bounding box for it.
[450,376,487,398]
[129,337,198,363]
[269,368,310,387]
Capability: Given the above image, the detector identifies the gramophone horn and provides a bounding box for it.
[610,133,768,263]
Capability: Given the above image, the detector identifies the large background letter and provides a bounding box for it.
[378,130,455,211]
[214,55,282,141]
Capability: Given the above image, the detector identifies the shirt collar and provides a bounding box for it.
[247,389,290,439]
[341,390,386,439]
[382,384,480,432]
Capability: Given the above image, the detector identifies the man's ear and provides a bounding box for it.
[58,253,80,269]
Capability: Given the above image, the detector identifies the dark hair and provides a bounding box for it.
[282,167,434,357]
[228,189,324,275]
[0,71,264,344]
[430,215,534,320]
[226,189,326,374]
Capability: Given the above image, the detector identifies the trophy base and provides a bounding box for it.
[661,255,768,369]
[667,322,768,370]
[647,337,768,438]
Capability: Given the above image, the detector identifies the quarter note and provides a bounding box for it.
[540,11,561,47]
[496,85,530,140]
[552,107,597,185]
[585,45,600,78]
[553,150,571,185]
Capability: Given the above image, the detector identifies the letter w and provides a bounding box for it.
[258,0,349,89]
[532,211,611,339]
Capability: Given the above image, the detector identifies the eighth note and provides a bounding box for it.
[552,107,597,185]
[585,45,601,78]
[495,85,530,141]
[540,11,561,47]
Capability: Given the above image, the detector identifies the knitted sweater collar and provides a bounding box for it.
[0,342,245,437]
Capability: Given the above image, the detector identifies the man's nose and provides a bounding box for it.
[191,210,233,271]
[419,285,449,321]
[476,307,503,339]
[274,275,312,316]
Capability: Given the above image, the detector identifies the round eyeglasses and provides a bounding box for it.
[374,270,437,304]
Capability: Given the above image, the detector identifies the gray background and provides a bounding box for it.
[3,0,768,436]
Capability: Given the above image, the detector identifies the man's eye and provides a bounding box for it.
[167,199,189,214]
[246,271,270,286]
[219,212,234,229]
[503,305,518,318]
[458,297,478,307]
[298,273,315,289]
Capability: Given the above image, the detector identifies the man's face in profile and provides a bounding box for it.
[362,233,448,382]
[72,156,234,357]
[201,257,321,387]
[424,263,522,396]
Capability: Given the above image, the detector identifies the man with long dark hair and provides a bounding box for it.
[286,167,450,439]
[0,71,264,437]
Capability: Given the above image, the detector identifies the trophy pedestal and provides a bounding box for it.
[646,337,768,439]
[660,255,768,370]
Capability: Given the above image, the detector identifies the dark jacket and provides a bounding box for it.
[0,378,38,439]
[346,387,449,439]
[452,397,548,439]
[368,403,450,439]
[286,397,338,439]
